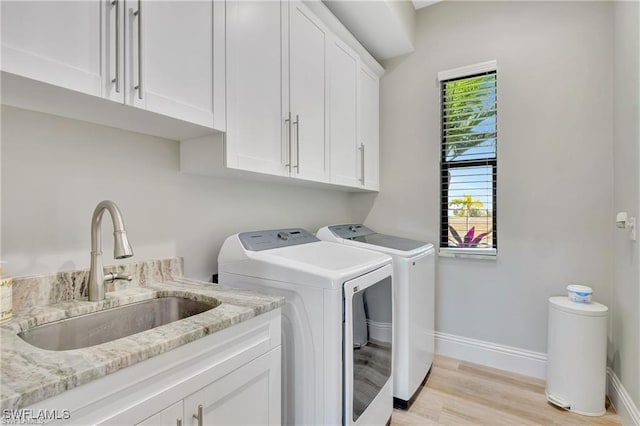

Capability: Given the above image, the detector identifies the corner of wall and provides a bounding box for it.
[607,368,640,426]
[385,0,417,52]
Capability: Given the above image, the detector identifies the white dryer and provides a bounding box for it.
[317,224,435,408]
[218,228,394,426]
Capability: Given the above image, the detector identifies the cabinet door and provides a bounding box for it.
[358,65,380,191]
[183,347,281,426]
[289,1,329,183]
[226,0,288,176]
[136,400,183,426]
[127,0,214,127]
[328,39,360,187]
[1,0,110,99]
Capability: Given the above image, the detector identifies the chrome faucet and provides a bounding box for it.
[88,200,134,301]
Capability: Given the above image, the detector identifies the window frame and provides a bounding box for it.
[438,62,498,257]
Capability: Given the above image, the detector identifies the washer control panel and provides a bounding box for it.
[239,228,319,251]
[328,224,374,240]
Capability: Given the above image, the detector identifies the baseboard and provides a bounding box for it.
[607,368,640,425]
[434,331,547,380]
[367,319,392,344]
[433,332,638,422]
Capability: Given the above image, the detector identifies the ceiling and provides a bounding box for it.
[412,0,442,10]
[322,0,442,62]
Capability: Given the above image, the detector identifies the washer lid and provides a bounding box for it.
[327,224,375,239]
[325,224,432,257]
[219,231,392,289]
[352,233,430,252]
[549,296,608,317]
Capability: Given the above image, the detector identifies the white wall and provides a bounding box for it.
[612,0,640,407]
[0,104,3,263]
[1,106,360,280]
[359,1,614,353]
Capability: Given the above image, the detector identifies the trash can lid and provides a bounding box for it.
[549,296,608,317]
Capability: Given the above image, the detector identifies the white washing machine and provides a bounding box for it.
[317,224,435,408]
[218,228,394,426]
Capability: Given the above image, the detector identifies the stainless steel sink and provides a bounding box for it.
[18,296,220,351]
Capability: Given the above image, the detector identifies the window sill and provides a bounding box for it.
[438,248,497,260]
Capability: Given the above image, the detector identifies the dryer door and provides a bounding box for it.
[343,265,393,425]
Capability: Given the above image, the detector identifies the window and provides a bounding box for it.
[439,62,497,256]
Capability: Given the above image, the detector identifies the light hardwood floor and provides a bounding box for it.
[391,355,622,425]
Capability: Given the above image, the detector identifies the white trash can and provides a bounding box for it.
[546,296,608,416]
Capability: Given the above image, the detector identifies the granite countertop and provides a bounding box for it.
[0,276,283,410]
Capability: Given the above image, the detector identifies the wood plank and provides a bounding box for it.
[391,355,622,426]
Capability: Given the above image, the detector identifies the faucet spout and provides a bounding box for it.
[88,201,134,302]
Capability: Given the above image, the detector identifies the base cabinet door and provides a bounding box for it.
[183,347,281,426]
[136,401,183,426]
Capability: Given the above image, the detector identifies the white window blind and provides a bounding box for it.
[440,70,497,253]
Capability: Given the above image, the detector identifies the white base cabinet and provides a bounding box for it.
[28,309,281,426]
[183,348,280,426]
[136,401,183,426]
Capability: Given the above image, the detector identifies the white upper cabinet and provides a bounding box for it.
[129,0,214,128]
[3,0,382,190]
[1,0,219,138]
[225,0,329,183]
[288,1,329,183]
[358,64,380,191]
[220,0,381,190]
[225,0,287,176]
[328,39,360,187]
[1,1,106,99]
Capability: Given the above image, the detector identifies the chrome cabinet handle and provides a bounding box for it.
[193,405,203,426]
[359,143,365,185]
[294,114,300,173]
[133,0,143,99]
[111,0,120,93]
[284,112,291,172]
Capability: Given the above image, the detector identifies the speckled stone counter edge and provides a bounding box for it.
[0,259,284,410]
